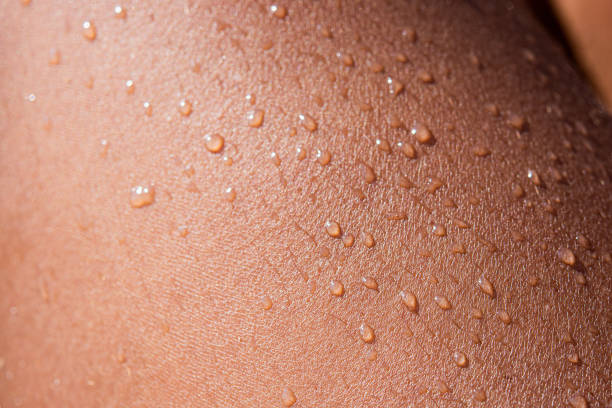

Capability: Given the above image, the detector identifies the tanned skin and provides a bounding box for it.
[0,0,610,407]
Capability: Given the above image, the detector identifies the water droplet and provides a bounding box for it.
[20,0,31,6]
[568,353,580,364]
[576,234,591,249]
[478,276,495,298]
[569,395,588,408]
[512,185,525,198]
[342,234,354,247]
[417,70,434,83]
[452,243,466,254]
[508,114,527,131]
[204,133,224,153]
[143,101,152,116]
[247,109,264,128]
[330,280,344,297]
[125,79,135,94]
[527,275,539,286]
[527,169,542,186]
[387,76,404,96]
[431,224,447,237]
[339,53,354,67]
[363,233,375,248]
[26,93,36,102]
[319,25,332,38]
[412,124,434,144]
[325,221,341,238]
[270,4,287,18]
[485,103,499,116]
[177,225,189,237]
[398,141,416,158]
[474,389,487,402]
[316,149,331,165]
[362,164,377,184]
[298,114,317,132]
[178,99,192,116]
[281,387,296,407]
[82,21,97,41]
[402,27,417,42]
[472,308,483,319]
[360,323,375,343]
[453,351,468,368]
[224,187,236,202]
[261,295,273,310]
[294,146,307,161]
[400,290,418,313]
[376,138,391,153]
[473,146,491,157]
[361,277,378,291]
[130,185,155,208]
[434,295,452,310]
[114,5,126,19]
[498,310,512,325]
[369,62,384,73]
[558,248,576,266]
[48,48,60,65]
[367,350,378,361]
[395,53,408,63]
[426,177,444,194]
[270,151,281,167]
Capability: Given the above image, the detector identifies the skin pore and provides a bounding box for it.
[0,0,611,406]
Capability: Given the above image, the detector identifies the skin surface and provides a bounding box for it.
[1,0,611,407]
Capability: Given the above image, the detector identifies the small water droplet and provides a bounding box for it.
[125,79,135,94]
[130,185,155,208]
[400,290,418,313]
[246,109,264,128]
[437,380,451,394]
[361,277,378,291]
[316,149,331,165]
[512,185,525,198]
[387,76,404,96]
[339,53,354,67]
[473,146,491,157]
[360,323,375,343]
[558,248,576,266]
[281,387,296,407]
[568,353,580,364]
[330,280,344,297]
[434,295,452,310]
[362,164,377,184]
[375,138,391,153]
[204,133,224,153]
[478,276,495,298]
[576,234,590,249]
[474,389,487,402]
[426,177,444,194]
[178,99,192,116]
[398,141,416,158]
[369,62,384,73]
[412,124,434,144]
[296,146,307,161]
[261,295,273,310]
[363,232,375,248]
[453,351,468,367]
[472,308,483,319]
[270,4,287,18]
[299,113,317,132]
[527,169,542,186]
[395,53,408,63]
[114,5,126,19]
[485,103,499,116]
[417,70,434,83]
[82,21,97,41]
[48,48,60,65]
[342,234,354,247]
[402,27,417,42]
[431,224,447,237]
[367,350,378,361]
[143,101,152,116]
[498,310,512,325]
[569,395,588,408]
[224,187,236,202]
[508,114,527,131]
[325,221,341,238]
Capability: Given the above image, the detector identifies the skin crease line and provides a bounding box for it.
[0,0,611,407]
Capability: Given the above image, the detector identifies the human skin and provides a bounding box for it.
[0,0,610,407]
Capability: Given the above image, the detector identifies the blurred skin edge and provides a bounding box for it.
[553,0,612,110]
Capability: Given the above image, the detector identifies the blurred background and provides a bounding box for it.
[544,0,612,109]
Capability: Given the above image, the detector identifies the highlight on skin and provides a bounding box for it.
[0,0,610,407]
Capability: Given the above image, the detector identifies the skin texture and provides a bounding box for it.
[0,0,611,407]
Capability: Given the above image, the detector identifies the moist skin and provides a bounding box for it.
[0,1,610,406]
